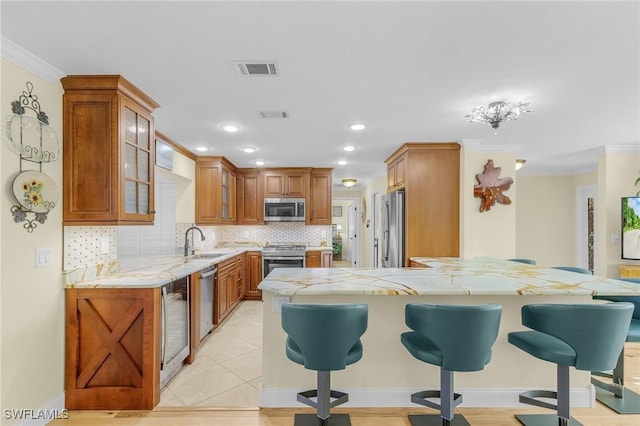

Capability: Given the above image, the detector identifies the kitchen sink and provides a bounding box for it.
[190,253,226,260]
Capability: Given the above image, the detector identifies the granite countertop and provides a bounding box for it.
[257,257,640,296]
[64,243,332,289]
[65,248,248,289]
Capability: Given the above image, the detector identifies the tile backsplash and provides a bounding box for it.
[64,222,332,283]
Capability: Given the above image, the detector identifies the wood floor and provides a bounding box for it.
[49,344,640,425]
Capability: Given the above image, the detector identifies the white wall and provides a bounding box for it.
[1,58,65,423]
[597,149,640,277]
[515,175,576,267]
[461,147,517,258]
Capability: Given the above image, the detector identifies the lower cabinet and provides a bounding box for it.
[306,250,333,268]
[65,287,161,410]
[244,251,263,300]
[214,254,244,324]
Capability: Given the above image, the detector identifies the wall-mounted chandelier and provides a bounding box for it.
[466,101,533,134]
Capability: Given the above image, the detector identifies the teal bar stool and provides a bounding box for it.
[401,304,502,426]
[281,303,368,426]
[550,266,592,275]
[591,277,640,413]
[508,258,537,265]
[508,303,634,426]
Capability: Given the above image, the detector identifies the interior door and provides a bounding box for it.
[347,202,358,266]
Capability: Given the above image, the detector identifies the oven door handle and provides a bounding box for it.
[263,256,306,261]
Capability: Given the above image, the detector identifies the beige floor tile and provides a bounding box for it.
[160,301,264,407]
[220,349,263,382]
[197,383,260,407]
[166,356,244,405]
[198,333,260,362]
[247,377,262,390]
[157,386,186,407]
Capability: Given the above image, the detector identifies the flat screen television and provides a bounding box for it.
[622,196,640,260]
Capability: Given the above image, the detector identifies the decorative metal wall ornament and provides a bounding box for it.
[5,82,59,232]
[473,159,513,212]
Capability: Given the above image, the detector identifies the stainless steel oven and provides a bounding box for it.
[262,242,306,278]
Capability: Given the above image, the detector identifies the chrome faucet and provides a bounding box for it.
[184,226,206,256]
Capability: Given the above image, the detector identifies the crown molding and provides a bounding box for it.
[1,37,65,83]
[603,144,640,154]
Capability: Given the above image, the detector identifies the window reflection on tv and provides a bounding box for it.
[622,196,640,260]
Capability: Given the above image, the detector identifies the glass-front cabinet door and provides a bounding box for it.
[123,101,154,219]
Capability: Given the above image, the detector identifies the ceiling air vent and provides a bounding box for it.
[234,61,279,76]
[259,111,288,119]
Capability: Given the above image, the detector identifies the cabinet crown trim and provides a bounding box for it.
[385,142,461,164]
[61,75,160,111]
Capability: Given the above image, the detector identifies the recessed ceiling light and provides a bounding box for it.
[241,145,256,153]
[220,123,240,133]
[349,123,366,131]
[254,160,265,166]
[337,160,348,166]
[195,146,208,152]
[342,145,356,152]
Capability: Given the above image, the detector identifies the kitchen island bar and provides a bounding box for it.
[257,258,639,408]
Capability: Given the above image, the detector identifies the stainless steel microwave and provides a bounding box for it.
[264,198,306,222]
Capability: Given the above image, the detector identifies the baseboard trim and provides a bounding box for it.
[259,386,595,408]
[15,393,66,426]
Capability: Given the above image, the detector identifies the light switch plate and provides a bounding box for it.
[35,248,52,268]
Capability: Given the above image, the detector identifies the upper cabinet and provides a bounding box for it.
[195,157,237,225]
[385,143,460,261]
[237,169,263,225]
[308,168,333,225]
[263,169,310,198]
[61,75,160,225]
[387,154,406,191]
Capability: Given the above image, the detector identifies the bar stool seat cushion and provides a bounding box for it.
[508,303,633,372]
[508,331,576,366]
[401,304,502,372]
[286,338,363,367]
[282,303,368,371]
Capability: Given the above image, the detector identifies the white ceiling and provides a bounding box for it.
[2,1,639,188]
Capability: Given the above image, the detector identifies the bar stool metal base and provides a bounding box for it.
[408,413,471,426]
[294,413,351,426]
[594,386,640,414]
[514,414,582,426]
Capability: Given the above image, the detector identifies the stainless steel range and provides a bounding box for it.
[262,242,306,278]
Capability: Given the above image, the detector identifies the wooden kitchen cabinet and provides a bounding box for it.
[237,169,263,224]
[387,153,406,191]
[195,157,237,225]
[306,250,333,267]
[385,143,460,263]
[263,168,311,198]
[61,75,159,225]
[214,254,244,324]
[65,287,161,409]
[308,168,333,224]
[244,251,263,300]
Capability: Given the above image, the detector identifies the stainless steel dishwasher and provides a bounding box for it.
[199,266,216,340]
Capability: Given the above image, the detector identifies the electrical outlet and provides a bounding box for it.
[243,231,250,239]
[272,296,290,313]
[611,233,620,245]
[101,236,110,254]
[321,230,327,238]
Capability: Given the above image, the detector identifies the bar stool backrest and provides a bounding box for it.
[521,303,633,371]
[405,304,502,371]
[281,303,368,371]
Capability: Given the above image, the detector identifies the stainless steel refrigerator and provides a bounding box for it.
[381,190,405,267]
